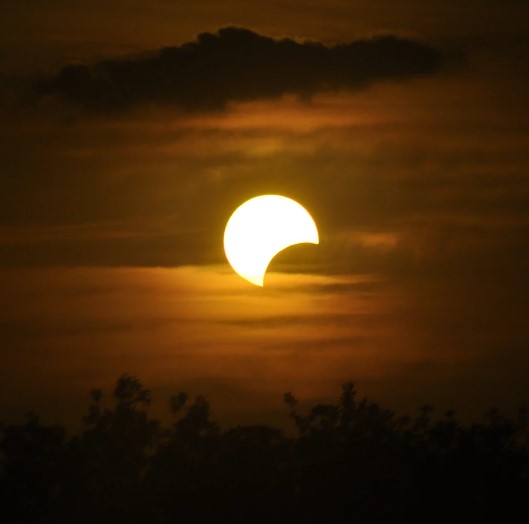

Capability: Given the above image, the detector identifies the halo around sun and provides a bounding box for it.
[223,195,319,286]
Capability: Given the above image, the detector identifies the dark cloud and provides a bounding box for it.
[36,27,444,113]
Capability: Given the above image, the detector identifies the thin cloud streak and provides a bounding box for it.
[0,266,389,426]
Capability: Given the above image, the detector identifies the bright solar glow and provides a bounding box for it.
[224,195,319,286]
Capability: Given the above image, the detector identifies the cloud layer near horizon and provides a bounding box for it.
[36,27,444,112]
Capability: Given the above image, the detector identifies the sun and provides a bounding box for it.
[224,195,319,286]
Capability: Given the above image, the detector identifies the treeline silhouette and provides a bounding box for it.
[1,375,528,523]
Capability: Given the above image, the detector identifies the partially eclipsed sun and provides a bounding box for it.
[224,195,319,286]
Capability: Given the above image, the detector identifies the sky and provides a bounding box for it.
[1,1,529,429]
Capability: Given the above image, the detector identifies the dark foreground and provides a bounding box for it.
[1,375,528,523]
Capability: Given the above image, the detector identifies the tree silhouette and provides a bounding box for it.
[0,412,68,524]
[1,374,528,523]
[68,374,159,524]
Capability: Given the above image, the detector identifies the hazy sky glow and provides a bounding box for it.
[1,1,529,428]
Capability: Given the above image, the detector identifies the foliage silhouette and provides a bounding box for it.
[1,374,528,523]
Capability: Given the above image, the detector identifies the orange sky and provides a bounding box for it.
[1,1,529,429]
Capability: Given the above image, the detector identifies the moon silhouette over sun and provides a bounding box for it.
[224,195,319,286]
